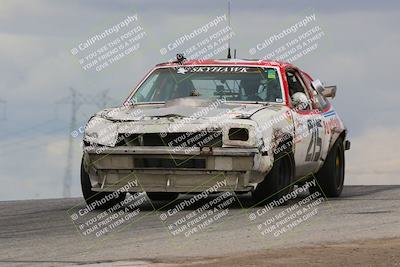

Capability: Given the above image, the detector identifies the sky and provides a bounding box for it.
[0,0,399,200]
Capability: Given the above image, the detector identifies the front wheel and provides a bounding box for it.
[312,138,345,197]
[81,158,126,210]
[252,151,294,205]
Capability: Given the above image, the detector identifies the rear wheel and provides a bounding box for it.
[81,158,126,209]
[312,138,345,197]
[146,192,179,202]
[252,150,294,205]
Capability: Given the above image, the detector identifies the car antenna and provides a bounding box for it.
[227,0,232,59]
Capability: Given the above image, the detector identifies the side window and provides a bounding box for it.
[286,70,312,110]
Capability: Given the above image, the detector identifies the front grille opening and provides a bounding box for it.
[116,133,140,146]
[143,133,165,146]
[116,132,222,147]
[228,128,249,141]
[134,158,206,169]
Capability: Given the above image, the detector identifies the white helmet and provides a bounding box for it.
[291,92,309,110]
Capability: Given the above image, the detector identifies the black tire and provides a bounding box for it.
[81,158,126,210]
[313,138,345,197]
[252,151,294,205]
[146,192,179,202]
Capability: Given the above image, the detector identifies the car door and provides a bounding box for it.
[286,68,325,178]
[301,72,331,168]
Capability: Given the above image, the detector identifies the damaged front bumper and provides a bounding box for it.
[83,145,272,193]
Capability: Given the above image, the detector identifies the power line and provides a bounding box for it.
[0,123,66,150]
[0,129,68,157]
[0,118,59,140]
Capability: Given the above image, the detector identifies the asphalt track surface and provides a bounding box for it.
[0,186,399,267]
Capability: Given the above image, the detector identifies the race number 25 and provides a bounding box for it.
[306,119,322,162]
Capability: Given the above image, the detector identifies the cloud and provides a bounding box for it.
[346,127,400,185]
[0,134,82,200]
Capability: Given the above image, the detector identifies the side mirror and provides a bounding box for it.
[311,79,337,98]
[322,85,337,98]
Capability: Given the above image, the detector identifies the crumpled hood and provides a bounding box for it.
[100,97,272,121]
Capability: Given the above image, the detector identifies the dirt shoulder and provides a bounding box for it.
[162,238,400,267]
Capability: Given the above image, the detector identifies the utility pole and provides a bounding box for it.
[0,98,6,120]
[58,89,116,198]
[97,89,112,109]
[59,88,80,198]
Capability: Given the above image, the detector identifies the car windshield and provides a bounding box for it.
[130,66,283,103]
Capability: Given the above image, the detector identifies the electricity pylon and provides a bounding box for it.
[0,98,6,120]
[58,88,116,198]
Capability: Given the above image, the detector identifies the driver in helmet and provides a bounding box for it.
[241,79,262,101]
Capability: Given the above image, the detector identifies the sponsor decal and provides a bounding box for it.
[267,69,277,79]
[324,117,341,134]
[177,67,188,74]
[175,66,250,74]
[306,119,322,162]
[323,110,336,118]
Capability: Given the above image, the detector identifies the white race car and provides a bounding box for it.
[81,57,350,208]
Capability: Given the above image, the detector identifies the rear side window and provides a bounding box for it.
[286,70,312,110]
